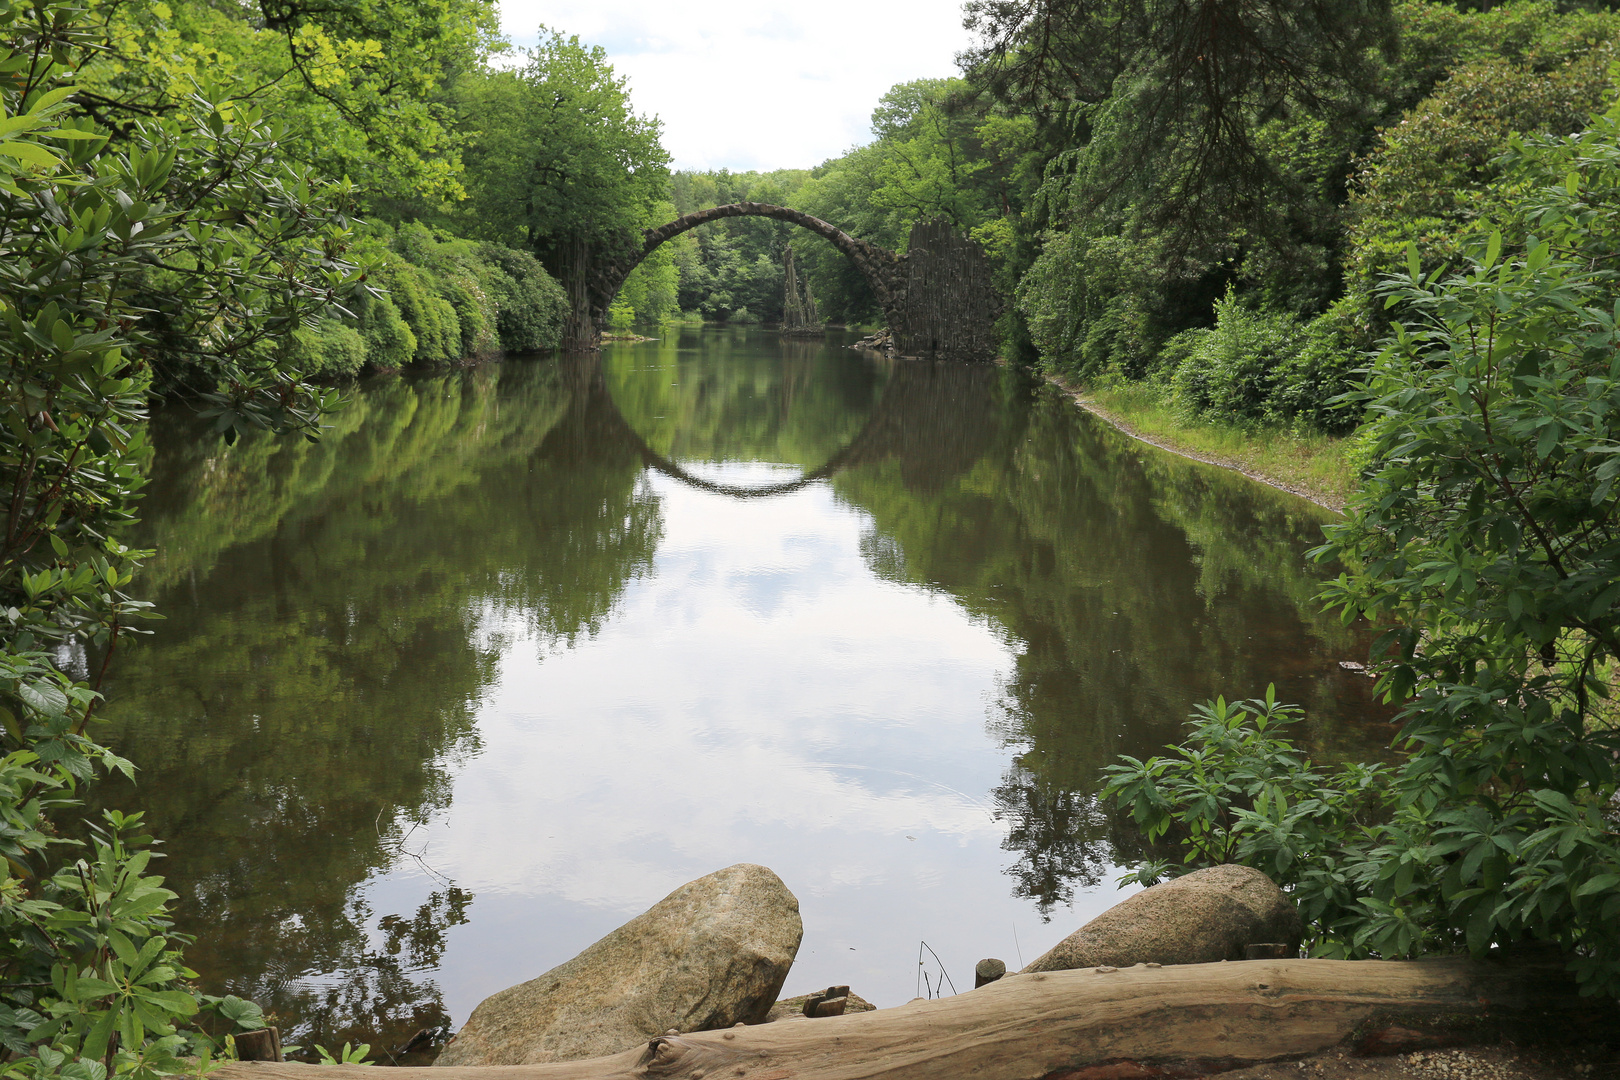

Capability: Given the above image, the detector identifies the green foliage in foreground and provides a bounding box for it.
[1106,688,1620,992]
[0,802,268,1079]
[1107,101,1620,998]
[1,0,371,1073]
[313,1044,370,1066]
[1105,695,1392,943]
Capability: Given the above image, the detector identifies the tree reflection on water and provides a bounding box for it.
[97,332,1388,1048]
[96,357,658,1055]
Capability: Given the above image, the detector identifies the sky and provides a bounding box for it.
[493,0,976,173]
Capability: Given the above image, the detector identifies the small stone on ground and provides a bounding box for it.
[764,990,876,1022]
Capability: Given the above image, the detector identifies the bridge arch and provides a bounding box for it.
[570,206,1001,360]
[585,202,907,341]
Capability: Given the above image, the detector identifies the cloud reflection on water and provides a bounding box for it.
[412,465,1108,1014]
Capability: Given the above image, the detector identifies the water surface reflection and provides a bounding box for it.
[97,328,1384,1053]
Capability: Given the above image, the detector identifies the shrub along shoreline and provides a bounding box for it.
[284,222,569,380]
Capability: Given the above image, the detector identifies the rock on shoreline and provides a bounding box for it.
[435,863,802,1065]
[1023,863,1302,972]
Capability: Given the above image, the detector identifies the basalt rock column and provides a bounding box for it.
[561,236,600,352]
[891,219,1002,362]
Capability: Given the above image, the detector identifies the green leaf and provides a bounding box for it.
[215,995,264,1028]
[71,977,120,998]
[18,682,68,719]
[107,929,138,967]
[1576,874,1620,897]
[1535,422,1561,460]
[26,86,78,115]
[79,1008,118,1063]
[138,990,198,1017]
[0,140,64,169]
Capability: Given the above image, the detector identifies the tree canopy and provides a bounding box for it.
[963,0,1397,255]
[449,30,670,268]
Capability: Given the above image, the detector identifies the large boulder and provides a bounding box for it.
[436,864,802,1065]
[1023,864,1301,973]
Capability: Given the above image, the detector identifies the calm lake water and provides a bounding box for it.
[95,327,1386,1057]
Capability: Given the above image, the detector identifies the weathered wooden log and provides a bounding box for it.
[975,958,1008,987]
[1242,944,1291,960]
[214,957,1617,1080]
[232,1027,283,1062]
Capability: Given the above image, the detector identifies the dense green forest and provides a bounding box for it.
[6,0,1620,1073]
[667,1,1619,435]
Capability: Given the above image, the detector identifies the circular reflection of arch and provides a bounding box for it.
[587,353,1005,500]
[588,358,892,499]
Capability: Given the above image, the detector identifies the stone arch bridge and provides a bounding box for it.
[568,203,1002,361]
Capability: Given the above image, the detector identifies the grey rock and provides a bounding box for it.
[436,864,802,1065]
[1022,864,1302,973]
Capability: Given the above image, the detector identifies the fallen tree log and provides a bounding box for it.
[217,956,1618,1080]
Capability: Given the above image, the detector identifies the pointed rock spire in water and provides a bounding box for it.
[780,245,823,336]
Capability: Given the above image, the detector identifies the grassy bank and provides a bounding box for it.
[1057,378,1360,512]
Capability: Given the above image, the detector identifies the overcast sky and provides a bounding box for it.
[494,0,975,173]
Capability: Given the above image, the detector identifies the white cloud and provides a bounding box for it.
[494,0,974,171]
